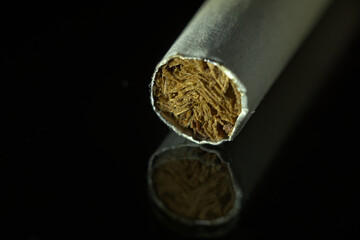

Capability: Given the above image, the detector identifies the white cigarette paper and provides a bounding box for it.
[150,0,331,145]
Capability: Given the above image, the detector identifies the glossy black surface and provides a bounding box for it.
[2,1,360,239]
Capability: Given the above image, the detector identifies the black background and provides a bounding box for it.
[1,1,360,239]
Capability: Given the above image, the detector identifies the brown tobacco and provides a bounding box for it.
[153,57,242,142]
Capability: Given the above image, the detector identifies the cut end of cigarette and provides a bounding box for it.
[153,57,242,143]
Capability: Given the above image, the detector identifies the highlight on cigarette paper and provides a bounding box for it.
[152,56,243,144]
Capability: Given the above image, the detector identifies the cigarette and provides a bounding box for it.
[150,0,331,145]
[147,0,360,233]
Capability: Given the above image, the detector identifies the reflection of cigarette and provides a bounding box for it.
[148,145,241,227]
[150,0,331,145]
[147,138,242,236]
